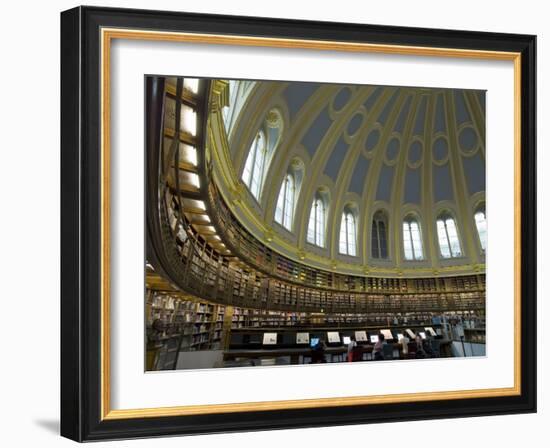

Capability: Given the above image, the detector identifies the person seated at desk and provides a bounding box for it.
[311,339,327,363]
[347,335,357,362]
[400,334,410,356]
[373,333,386,361]
[422,334,435,357]
[415,334,426,358]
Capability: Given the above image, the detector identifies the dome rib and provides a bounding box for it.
[216,80,486,277]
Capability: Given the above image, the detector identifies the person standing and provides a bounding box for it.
[400,334,410,357]
[347,335,357,362]
[373,333,386,360]
[311,338,327,363]
[415,333,425,358]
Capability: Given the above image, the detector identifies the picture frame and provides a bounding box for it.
[60,5,536,441]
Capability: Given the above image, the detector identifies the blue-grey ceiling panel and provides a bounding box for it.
[433,163,454,202]
[393,95,412,133]
[454,90,471,124]
[349,154,370,195]
[413,97,427,136]
[386,138,400,161]
[333,87,352,111]
[347,113,364,135]
[300,106,333,157]
[434,94,447,133]
[282,82,320,122]
[363,87,383,111]
[477,90,486,115]
[404,167,421,204]
[377,89,400,125]
[462,152,486,195]
[324,135,350,180]
[376,164,395,202]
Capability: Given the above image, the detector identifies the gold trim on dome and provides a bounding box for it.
[100,27,522,421]
[210,108,487,278]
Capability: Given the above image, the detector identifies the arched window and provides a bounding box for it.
[339,208,357,256]
[275,173,296,230]
[403,217,424,260]
[474,207,487,251]
[242,130,267,200]
[307,193,327,247]
[436,213,462,258]
[222,80,256,135]
[371,211,388,259]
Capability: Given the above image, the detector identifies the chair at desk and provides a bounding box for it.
[366,345,376,360]
[407,342,417,359]
[422,340,434,357]
[382,343,394,360]
[352,346,364,362]
[430,339,441,358]
[356,345,372,360]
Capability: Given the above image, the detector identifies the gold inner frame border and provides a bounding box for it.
[99,27,522,420]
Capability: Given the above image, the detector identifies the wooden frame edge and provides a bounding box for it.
[99,27,523,421]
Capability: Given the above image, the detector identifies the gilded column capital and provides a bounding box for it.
[210,80,230,112]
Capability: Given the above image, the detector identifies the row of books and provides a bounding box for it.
[147,292,227,351]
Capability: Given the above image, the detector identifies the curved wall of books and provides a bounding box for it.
[146,77,485,313]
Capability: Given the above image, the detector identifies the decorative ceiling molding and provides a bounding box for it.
[207,80,486,277]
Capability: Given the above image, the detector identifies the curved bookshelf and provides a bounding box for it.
[146,78,485,315]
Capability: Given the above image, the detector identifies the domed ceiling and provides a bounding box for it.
[207,79,486,278]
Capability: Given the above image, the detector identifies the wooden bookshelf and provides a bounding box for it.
[146,291,227,353]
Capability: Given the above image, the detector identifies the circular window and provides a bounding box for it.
[458,127,478,152]
[408,141,423,165]
[365,129,380,151]
[386,138,400,161]
[347,113,364,135]
[433,137,449,162]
